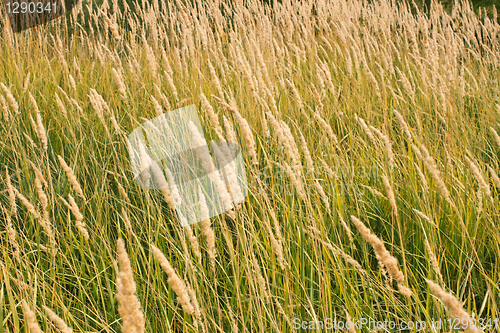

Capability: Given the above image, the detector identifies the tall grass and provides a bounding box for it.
[0,0,499,331]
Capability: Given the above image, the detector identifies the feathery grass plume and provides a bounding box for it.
[416,143,453,206]
[198,187,216,267]
[68,74,77,93]
[154,84,171,112]
[165,167,182,206]
[5,169,17,215]
[464,155,491,198]
[163,70,178,101]
[319,158,339,179]
[252,254,269,301]
[355,114,376,144]
[261,111,270,139]
[2,207,20,259]
[424,240,443,284]
[43,306,73,333]
[146,153,176,210]
[121,208,135,236]
[207,59,224,99]
[54,92,67,118]
[150,244,194,314]
[200,93,224,140]
[266,112,302,173]
[186,283,202,330]
[184,224,202,261]
[29,93,48,151]
[393,109,412,141]
[371,126,394,172]
[299,131,314,175]
[382,174,398,218]
[361,184,388,200]
[223,115,238,144]
[211,142,244,203]
[489,127,500,148]
[426,280,483,333]
[285,78,303,109]
[212,96,258,165]
[88,90,108,130]
[413,209,437,227]
[279,121,302,174]
[21,300,43,333]
[189,121,234,218]
[487,166,500,189]
[151,95,163,117]
[276,161,306,200]
[114,177,130,204]
[414,163,428,192]
[338,213,355,245]
[312,111,340,149]
[67,195,89,241]
[13,187,41,219]
[34,172,48,211]
[350,215,412,296]
[116,239,146,333]
[0,94,9,121]
[57,155,85,199]
[307,226,366,275]
[314,180,330,211]
[0,83,19,114]
[112,68,127,100]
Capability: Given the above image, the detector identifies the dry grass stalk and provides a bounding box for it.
[413,209,437,227]
[426,280,483,333]
[189,121,235,218]
[57,155,85,199]
[184,224,202,261]
[0,94,9,121]
[381,174,398,218]
[370,126,394,172]
[112,68,127,100]
[212,96,258,164]
[223,115,238,144]
[21,300,43,333]
[424,240,443,284]
[350,215,412,296]
[13,187,41,219]
[2,207,20,259]
[198,187,216,267]
[464,155,491,198]
[490,127,500,148]
[29,93,48,151]
[312,111,340,149]
[55,92,67,118]
[416,144,453,206]
[5,169,17,215]
[393,109,413,141]
[0,83,19,114]
[200,93,224,140]
[43,306,73,333]
[67,194,89,241]
[116,239,146,333]
[487,166,500,189]
[307,226,366,275]
[150,244,194,314]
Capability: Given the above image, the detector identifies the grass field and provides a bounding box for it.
[1,0,500,331]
